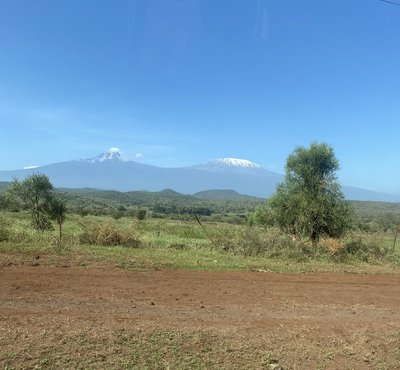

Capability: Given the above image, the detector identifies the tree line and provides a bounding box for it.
[2,142,399,247]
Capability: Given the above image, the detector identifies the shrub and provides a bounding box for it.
[336,237,389,262]
[79,221,140,247]
[210,227,267,256]
[7,174,55,232]
[112,210,123,220]
[136,209,147,221]
[234,228,267,256]
[76,207,89,217]
[0,217,11,242]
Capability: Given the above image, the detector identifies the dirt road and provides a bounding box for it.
[1,266,400,369]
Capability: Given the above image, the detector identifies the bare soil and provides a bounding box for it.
[1,266,400,369]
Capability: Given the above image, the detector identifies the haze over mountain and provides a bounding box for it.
[0,148,399,202]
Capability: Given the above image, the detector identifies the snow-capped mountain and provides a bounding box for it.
[86,147,123,163]
[1,149,400,201]
[191,157,278,178]
[194,158,261,171]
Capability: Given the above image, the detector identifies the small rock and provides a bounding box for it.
[150,301,155,305]
[269,365,283,370]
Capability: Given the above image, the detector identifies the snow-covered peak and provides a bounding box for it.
[192,157,262,172]
[213,158,261,169]
[87,147,124,162]
[23,165,40,170]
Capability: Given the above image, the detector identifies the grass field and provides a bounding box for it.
[1,211,400,275]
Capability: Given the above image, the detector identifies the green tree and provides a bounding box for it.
[136,208,147,221]
[266,142,353,246]
[49,197,67,244]
[7,174,55,231]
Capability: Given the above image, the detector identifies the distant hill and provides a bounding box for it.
[0,149,283,197]
[53,187,263,217]
[342,186,400,203]
[193,189,262,200]
[1,148,399,202]
[2,180,400,223]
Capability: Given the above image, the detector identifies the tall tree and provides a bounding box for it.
[267,142,353,246]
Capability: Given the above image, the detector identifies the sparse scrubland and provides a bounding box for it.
[1,144,400,370]
[1,143,399,273]
[1,213,400,370]
[0,209,399,274]
[2,206,400,369]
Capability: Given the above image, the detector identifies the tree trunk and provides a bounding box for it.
[59,219,62,243]
[393,225,399,253]
[311,229,319,248]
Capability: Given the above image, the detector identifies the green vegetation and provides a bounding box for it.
[7,174,67,233]
[193,189,259,200]
[1,180,399,231]
[254,143,353,246]
[51,188,262,222]
[1,209,400,274]
[1,155,400,274]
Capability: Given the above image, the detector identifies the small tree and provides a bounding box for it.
[136,209,147,221]
[8,174,54,231]
[266,142,353,246]
[50,198,67,244]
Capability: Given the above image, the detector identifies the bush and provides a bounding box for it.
[0,217,11,242]
[79,221,140,247]
[112,210,123,220]
[261,236,330,262]
[210,227,267,256]
[136,209,147,221]
[336,237,389,262]
[234,229,267,256]
[76,207,89,217]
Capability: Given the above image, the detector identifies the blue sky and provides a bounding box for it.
[0,0,400,194]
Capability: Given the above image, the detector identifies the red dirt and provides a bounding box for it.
[1,266,400,369]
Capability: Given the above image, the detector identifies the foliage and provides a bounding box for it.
[49,198,67,224]
[0,216,11,242]
[0,211,399,272]
[49,197,67,246]
[136,208,147,220]
[263,143,354,244]
[7,174,55,231]
[53,188,263,221]
[377,212,400,232]
[247,206,274,228]
[111,210,123,220]
[5,175,68,246]
[334,237,392,262]
[0,192,20,211]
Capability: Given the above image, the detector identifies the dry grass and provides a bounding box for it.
[79,221,140,247]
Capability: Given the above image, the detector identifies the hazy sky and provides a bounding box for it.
[1,0,400,194]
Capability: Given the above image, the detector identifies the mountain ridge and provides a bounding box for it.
[1,148,399,202]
